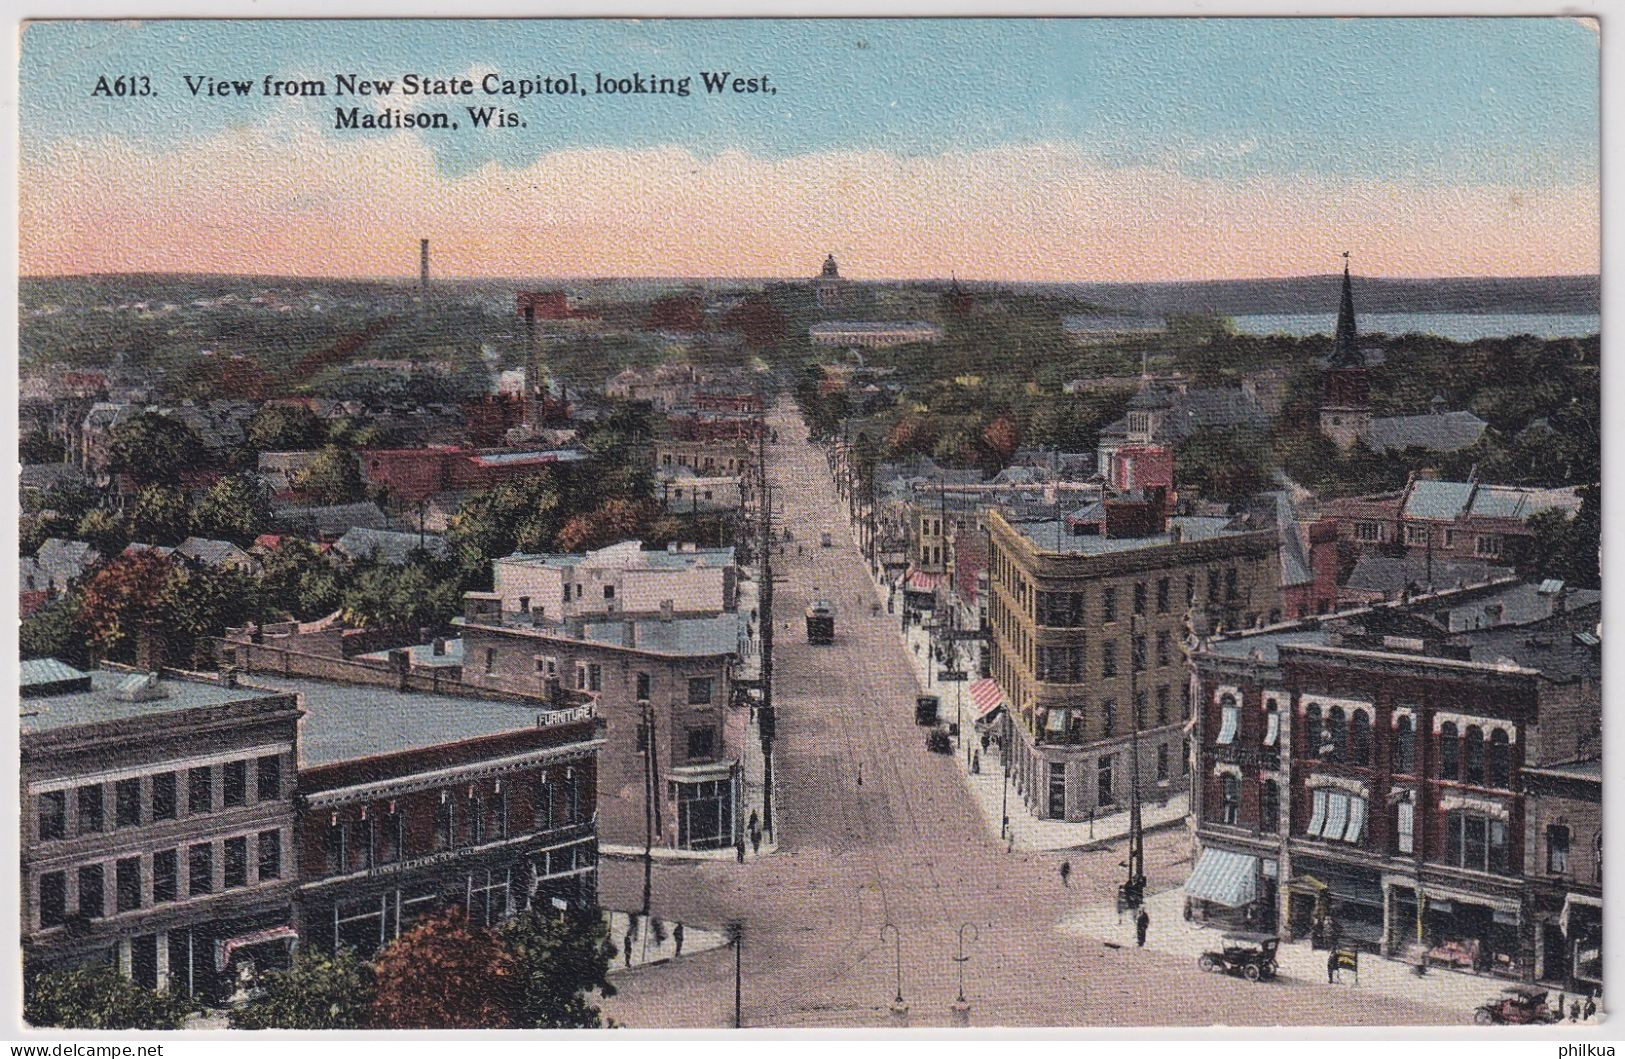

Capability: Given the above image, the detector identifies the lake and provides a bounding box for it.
[1232,312,1600,341]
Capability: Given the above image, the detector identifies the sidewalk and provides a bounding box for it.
[843,498,1189,853]
[605,910,730,974]
[1061,883,1529,1018]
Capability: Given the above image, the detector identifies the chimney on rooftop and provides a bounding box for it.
[419,239,430,288]
[659,600,675,623]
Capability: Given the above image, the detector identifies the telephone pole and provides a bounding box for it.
[1121,614,1146,909]
[756,425,775,841]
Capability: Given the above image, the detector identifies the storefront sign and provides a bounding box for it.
[540,704,595,727]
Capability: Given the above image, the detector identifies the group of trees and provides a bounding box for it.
[27,905,619,1032]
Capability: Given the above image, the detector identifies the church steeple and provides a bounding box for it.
[1330,251,1362,368]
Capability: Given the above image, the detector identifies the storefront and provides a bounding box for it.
[1185,846,1277,931]
[1290,856,1385,950]
[1563,894,1601,991]
[668,763,739,851]
[1382,879,1523,977]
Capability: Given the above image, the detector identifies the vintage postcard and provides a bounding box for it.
[11,12,1605,1038]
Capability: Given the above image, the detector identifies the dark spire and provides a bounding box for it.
[1330,251,1362,368]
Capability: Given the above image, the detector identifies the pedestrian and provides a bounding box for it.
[1584,994,1596,1021]
[1136,908,1150,948]
[1327,949,1338,984]
[625,931,635,968]
[750,827,761,855]
[972,750,980,774]
[736,837,746,863]
[749,809,760,834]
[1571,999,1582,1023]
[981,732,990,752]
[673,922,685,957]
[1059,860,1072,888]
[856,763,863,787]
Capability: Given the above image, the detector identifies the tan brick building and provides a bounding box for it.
[986,507,1278,822]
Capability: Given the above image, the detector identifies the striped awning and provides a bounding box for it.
[968,678,1006,719]
[905,569,944,592]
[1186,848,1259,908]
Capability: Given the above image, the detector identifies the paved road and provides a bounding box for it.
[599,403,1463,1028]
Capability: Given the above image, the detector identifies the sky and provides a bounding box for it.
[18,18,1600,281]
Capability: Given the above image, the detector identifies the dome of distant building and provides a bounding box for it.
[820,254,840,279]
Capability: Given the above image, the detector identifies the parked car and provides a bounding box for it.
[1197,933,1279,982]
[1474,985,1560,1025]
[925,726,953,754]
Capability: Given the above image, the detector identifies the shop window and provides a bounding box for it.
[1547,825,1571,875]
[1216,696,1239,745]
[38,872,66,928]
[1097,754,1115,806]
[1393,716,1415,774]
[1463,725,1485,785]
[675,779,734,850]
[38,790,66,841]
[152,772,177,821]
[78,865,104,918]
[1350,712,1371,766]
[152,851,177,903]
[1439,722,1460,780]
[78,784,105,834]
[1220,774,1240,825]
[1487,730,1511,788]
[468,869,511,928]
[116,857,142,913]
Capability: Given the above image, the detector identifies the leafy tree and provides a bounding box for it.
[257,538,342,620]
[24,964,191,1030]
[21,594,92,667]
[1520,486,1600,589]
[192,474,273,546]
[247,403,327,453]
[294,446,366,506]
[79,551,175,662]
[555,498,658,553]
[230,946,374,1030]
[75,508,127,556]
[105,411,205,486]
[157,563,262,666]
[720,295,788,349]
[126,484,191,545]
[371,908,517,1029]
[341,562,460,633]
[981,415,1022,466]
[1175,428,1271,503]
[20,429,64,463]
[886,414,937,460]
[499,906,618,1029]
[447,476,566,579]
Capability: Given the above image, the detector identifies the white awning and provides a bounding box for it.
[1186,848,1260,908]
[1263,710,1279,748]
[1562,892,1603,936]
[1216,708,1238,745]
[1343,797,1367,844]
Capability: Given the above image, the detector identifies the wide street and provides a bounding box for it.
[598,403,1466,1029]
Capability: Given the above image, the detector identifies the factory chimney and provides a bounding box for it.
[419,239,429,288]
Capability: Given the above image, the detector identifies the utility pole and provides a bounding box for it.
[756,426,775,842]
[731,922,744,1027]
[1121,613,1146,909]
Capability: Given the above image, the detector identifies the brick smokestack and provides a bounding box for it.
[420,239,429,288]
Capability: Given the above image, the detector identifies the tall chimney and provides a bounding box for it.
[419,239,429,288]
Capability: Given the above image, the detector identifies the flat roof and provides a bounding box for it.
[579,613,744,657]
[1004,515,1248,556]
[242,675,552,769]
[21,669,274,735]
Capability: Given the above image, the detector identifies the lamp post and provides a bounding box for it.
[880,922,907,1024]
[950,923,978,1025]
[730,922,744,1028]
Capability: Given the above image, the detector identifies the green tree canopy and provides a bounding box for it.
[25,964,191,1030]
[499,906,618,1029]
[294,446,366,506]
[447,476,566,580]
[230,946,375,1030]
[126,484,191,545]
[371,908,517,1029]
[106,412,205,486]
[1175,428,1272,503]
[75,508,127,556]
[341,561,460,633]
[247,403,327,453]
[21,593,92,668]
[192,473,273,546]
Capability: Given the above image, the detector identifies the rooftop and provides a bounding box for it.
[20,668,276,735]
[1369,411,1488,455]
[1006,514,1247,556]
[497,540,735,571]
[241,675,555,769]
[355,637,465,668]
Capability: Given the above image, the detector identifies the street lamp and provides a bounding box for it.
[730,922,744,1028]
[879,922,907,1024]
[950,923,979,1026]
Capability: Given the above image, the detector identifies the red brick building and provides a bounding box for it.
[360,446,587,503]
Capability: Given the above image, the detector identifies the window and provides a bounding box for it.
[1487,729,1511,788]
[1260,780,1280,831]
[349,818,373,871]
[1344,796,1367,844]
[1307,789,1328,837]
[1036,644,1086,684]
[223,836,248,889]
[489,788,509,841]
[1208,569,1221,603]
[1393,716,1415,774]
[1155,630,1171,667]
[1350,712,1372,766]
[38,872,66,928]
[223,760,247,808]
[78,785,105,834]
[189,767,212,814]
[534,779,554,831]
[1396,801,1415,854]
[1303,704,1322,759]
[257,755,282,801]
[116,858,141,913]
[1263,703,1280,748]
[376,806,402,864]
[1036,591,1086,628]
[1156,686,1170,726]
[1102,701,1117,737]
[434,797,455,851]
[1131,634,1146,672]
[1048,763,1067,819]
[485,648,497,674]
[636,671,652,701]
[687,677,714,705]
[467,795,486,846]
[189,844,213,895]
[1156,744,1169,782]
[152,772,177,821]
[1325,707,1347,761]
[586,664,603,693]
[1216,696,1239,745]
[1463,725,1485,785]
[1101,641,1118,678]
[1406,524,1431,546]
[518,595,531,613]
[259,830,282,880]
[1547,825,1571,875]
[38,790,65,841]
[152,851,177,904]
[1323,791,1349,840]
[1220,774,1240,825]
[1355,520,1381,542]
[1475,534,1502,558]
[79,865,104,919]
[1156,578,1170,614]
[1101,587,1117,623]
[1439,722,1460,780]
[1133,582,1147,616]
[1133,691,1147,729]
[1185,574,1197,606]
[687,727,716,759]
[1445,812,1509,873]
[325,819,347,872]
[1097,755,1115,805]
[604,584,615,600]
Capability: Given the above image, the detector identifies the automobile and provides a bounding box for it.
[806,600,835,645]
[1474,984,1561,1025]
[1197,932,1280,982]
[915,694,940,726]
[820,531,832,548]
[925,726,953,754]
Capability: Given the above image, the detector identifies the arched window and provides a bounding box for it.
[1326,706,1347,761]
[1439,721,1460,781]
[1350,711,1372,766]
[1394,716,1415,774]
[1463,725,1485,785]
[1304,704,1322,758]
[1487,729,1511,789]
